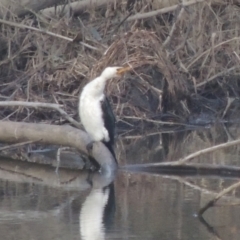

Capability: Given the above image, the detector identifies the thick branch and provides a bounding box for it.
[42,0,115,17]
[0,121,116,169]
[127,0,215,21]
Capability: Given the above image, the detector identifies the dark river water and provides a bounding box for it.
[0,124,240,239]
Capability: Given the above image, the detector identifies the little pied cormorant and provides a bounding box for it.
[79,66,130,161]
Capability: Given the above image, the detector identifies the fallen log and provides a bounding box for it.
[0,120,117,171]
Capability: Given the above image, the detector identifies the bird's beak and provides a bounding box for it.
[116,66,132,75]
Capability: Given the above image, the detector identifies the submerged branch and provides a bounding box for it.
[166,175,240,205]
[198,180,240,215]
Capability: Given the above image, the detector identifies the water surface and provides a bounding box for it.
[0,125,240,239]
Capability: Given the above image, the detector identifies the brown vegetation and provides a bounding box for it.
[0,0,239,128]
[0,0,240,167]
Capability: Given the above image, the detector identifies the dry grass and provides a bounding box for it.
[0,0,240,127]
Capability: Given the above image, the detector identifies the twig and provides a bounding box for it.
[112,11,133,35]
[0,101,82,129]
[233,51,240,63]
[198,180,240,215]
[119,128,188,139]
[196,67,237,88]
[162,175,240,205]
[56,147,71,173]
[122,116,187,126]
[222,97,235,119]
[128,138,240,166]
[124,138,240,167]
[0,140,39,151]
[176,138,240,165]
[187,37,240,69]
[0,19,98,51]
[163,4,185,47]
[198,216,222,240]
[127,0,207,21]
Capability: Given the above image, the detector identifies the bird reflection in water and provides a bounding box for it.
[79,160,117,240]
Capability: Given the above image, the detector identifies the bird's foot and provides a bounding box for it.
[86,141,94,153]
[85,141,101,171]
[86,169,94,186]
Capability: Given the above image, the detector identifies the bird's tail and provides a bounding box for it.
[103,141,117,163]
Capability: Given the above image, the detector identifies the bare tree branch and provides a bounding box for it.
[0,101,82,129]
[196,67,237,88]
[42,0,115,17]
[0,19,98,51]
[176,138,240,165]
[127,0,207,21]
[125,138,240,168]
[163,4,185,47]
[198,180,240,215]
[167,175,240,205]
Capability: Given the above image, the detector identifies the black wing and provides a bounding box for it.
[101,96,116,146]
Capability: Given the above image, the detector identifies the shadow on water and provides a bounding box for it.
[0,123,240,239]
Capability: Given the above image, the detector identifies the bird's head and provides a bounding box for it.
[100,66,131,80]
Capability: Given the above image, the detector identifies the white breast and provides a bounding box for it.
[79,85,109,142]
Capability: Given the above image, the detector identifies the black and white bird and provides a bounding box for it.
[79,66,129,161]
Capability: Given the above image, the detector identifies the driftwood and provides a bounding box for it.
[0,120,117,170]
